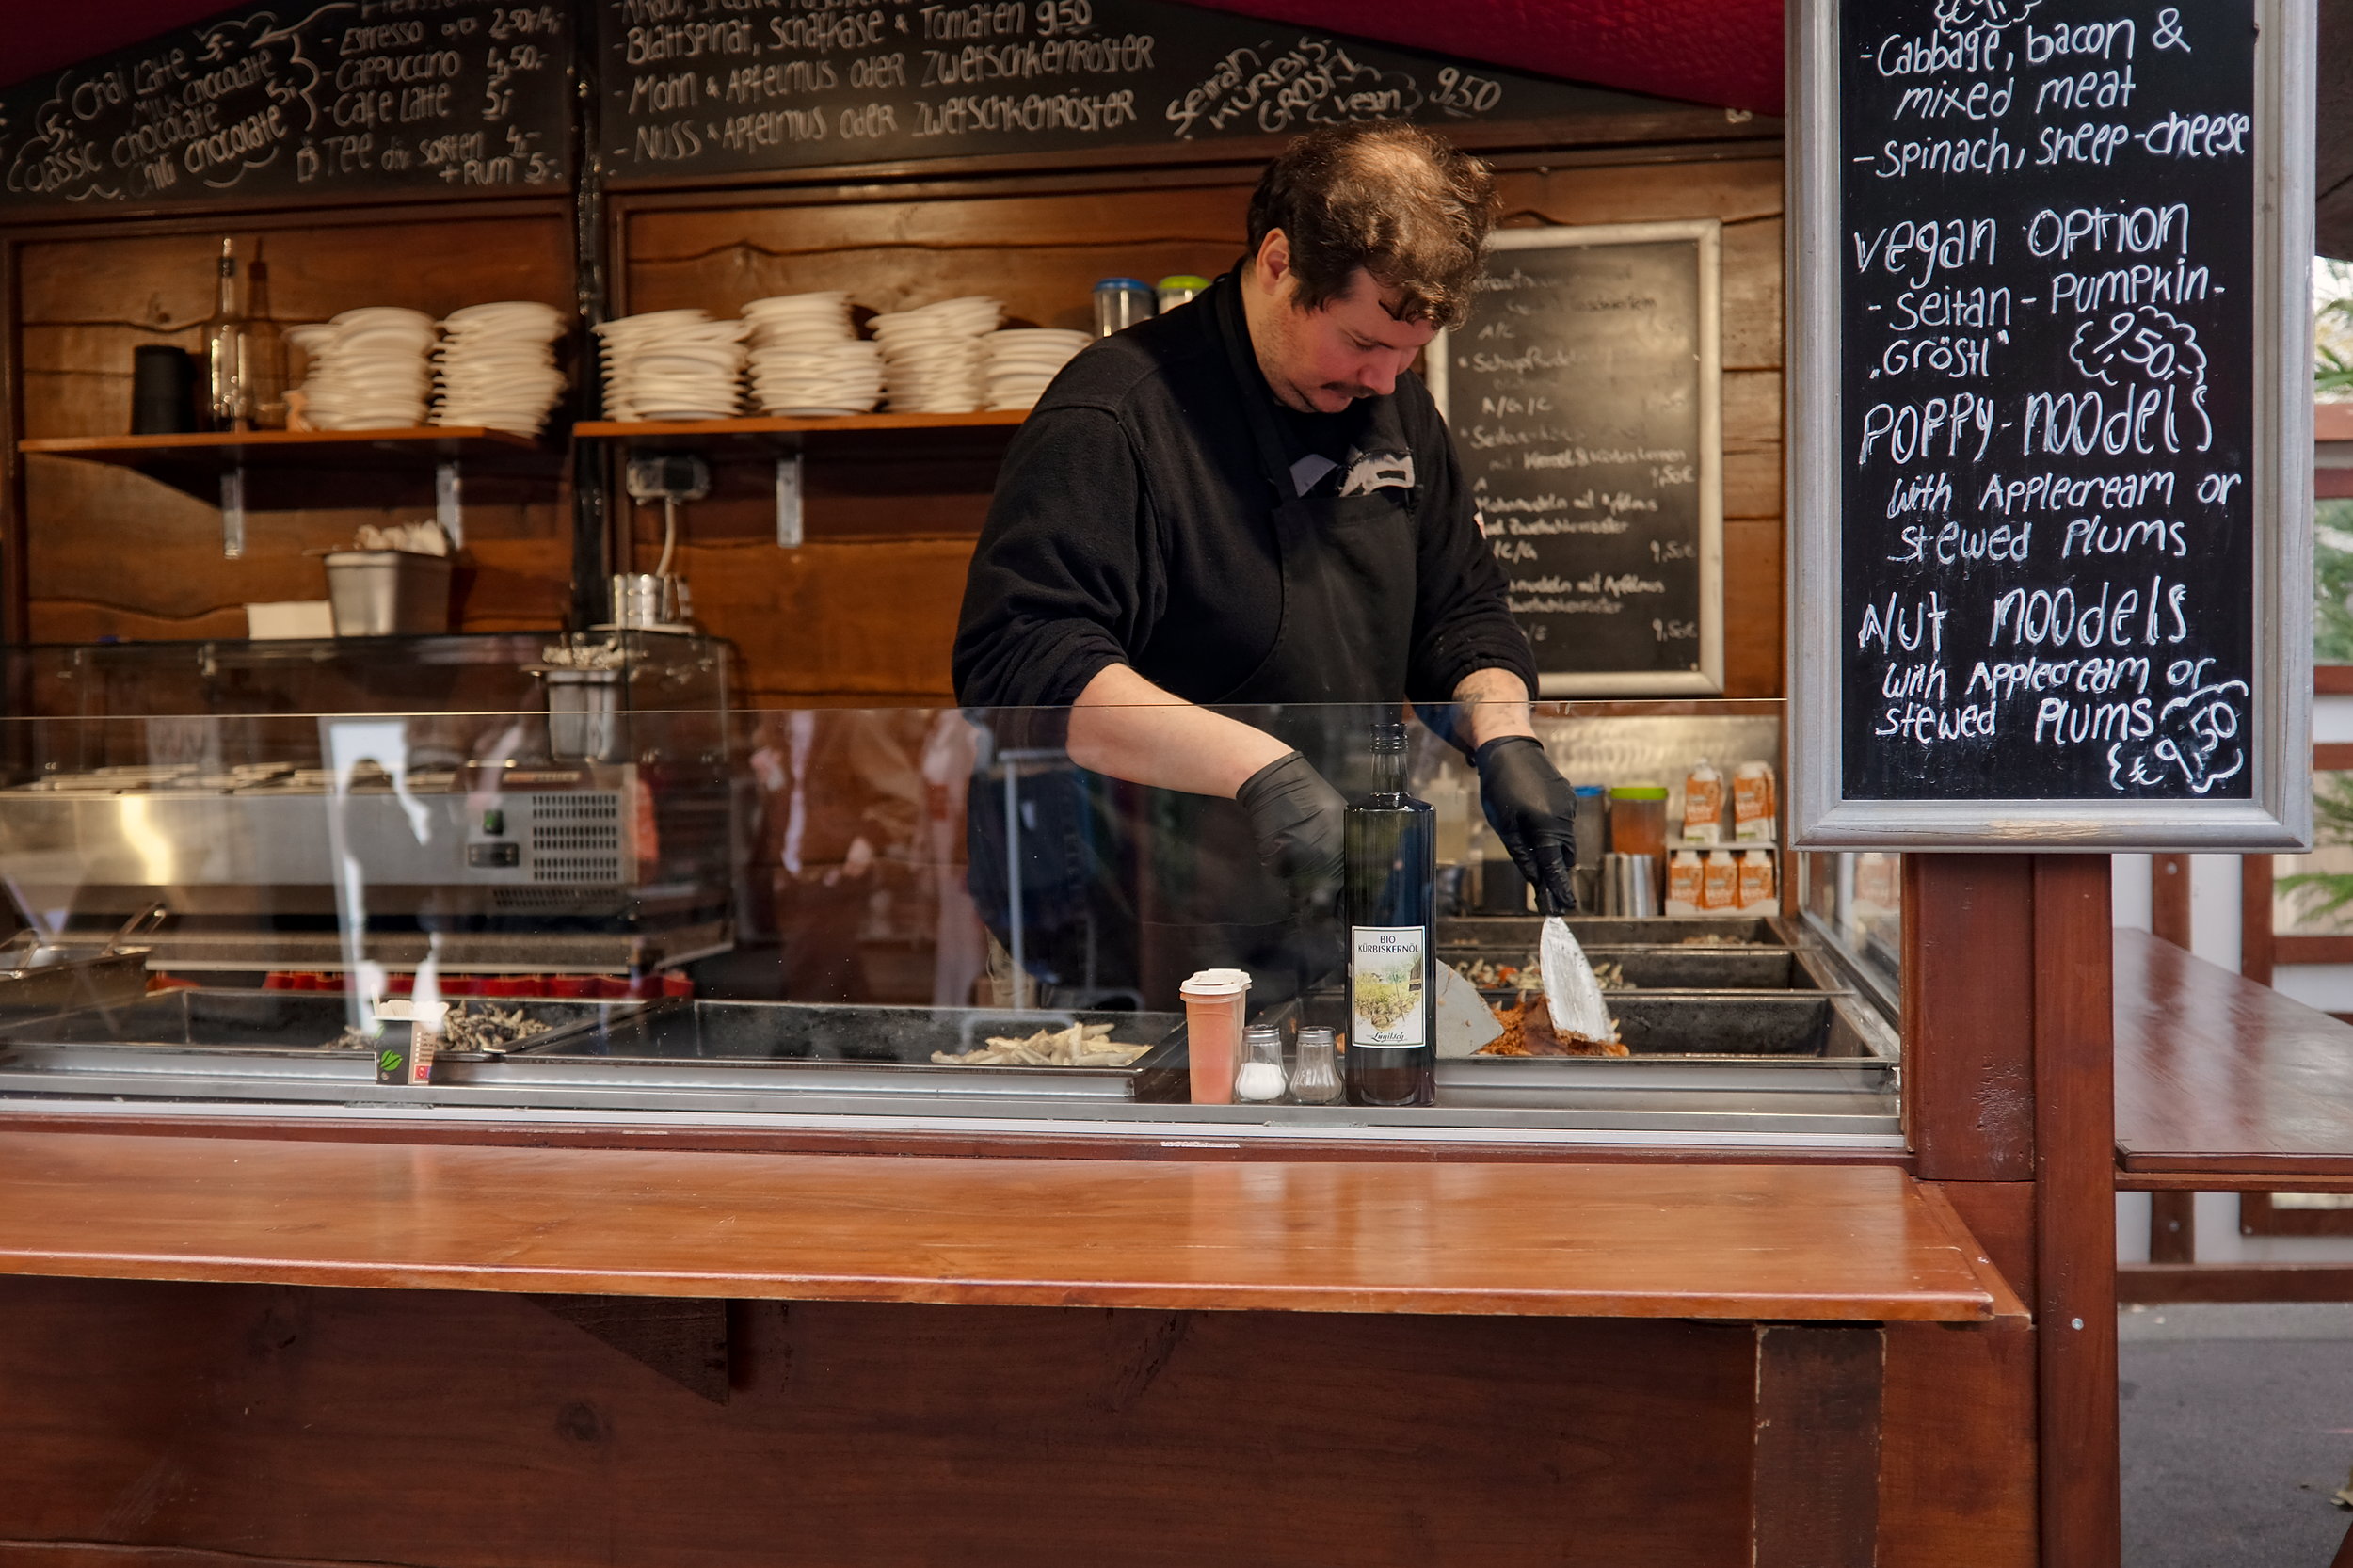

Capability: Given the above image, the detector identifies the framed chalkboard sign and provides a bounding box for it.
[596,0,1699,183]
[0,1,573,212]
[1788,0,2314,849]
[1427,222,1724,696]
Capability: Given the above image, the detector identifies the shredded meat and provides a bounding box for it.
[1479,993,1628,1058]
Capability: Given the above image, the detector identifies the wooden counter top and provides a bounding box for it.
[2117,927,2353,1184]
[0,1131,2016,1320]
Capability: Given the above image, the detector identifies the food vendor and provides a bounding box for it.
[952,120,1580,1003]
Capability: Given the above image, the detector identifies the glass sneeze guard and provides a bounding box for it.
[0,686,1897,1149]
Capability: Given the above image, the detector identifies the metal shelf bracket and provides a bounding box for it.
[219,465,247,558]
[775,454,804,549]
[436,458,464,550]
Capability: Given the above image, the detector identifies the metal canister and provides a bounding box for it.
[1092,277,1156,337]
[1603,853,1659,918]
[1154,274,1209,312]
[1571,785,1608,913]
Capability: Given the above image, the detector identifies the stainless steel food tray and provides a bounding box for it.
[0,944,152,1014]
[489,1000,1191,1102]
[1445,944,1845,991]
[1468,988,1893,1059]
[1438,915,1800,948]
[1434,986,1895,1109]
[0,990,646,1085]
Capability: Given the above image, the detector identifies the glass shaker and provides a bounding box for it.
[1092,277,1156,337]
[1235,1024,1287,1102]
[1289,1027,1343,1105]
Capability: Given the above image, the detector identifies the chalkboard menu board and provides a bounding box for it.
[1787,0,2313,847]
[597,0,1673,180]
[1428,222,1723,696]
[0,1,573,211]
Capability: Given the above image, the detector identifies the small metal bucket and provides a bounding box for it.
[611,572,684,629]
[545,667,624,761]
[324,550,452,636]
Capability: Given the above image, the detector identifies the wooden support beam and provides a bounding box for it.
[1752,1323,1883,1568]
[532,1294,730,1404]
[2119,1264,2353,1304]
[1904,855,2036,1182]
[2034,854,2120,1568]
[2148,1191,2197,1265]
[2241,853,2275,986]
[2152,854,2192,949]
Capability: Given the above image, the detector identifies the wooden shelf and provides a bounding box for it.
[19,427,561,511]
[575,409,1027,451]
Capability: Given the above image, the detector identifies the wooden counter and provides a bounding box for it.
[2115,927,2353,1186]
[0,1130,2017,1320]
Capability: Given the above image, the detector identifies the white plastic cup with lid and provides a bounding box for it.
[1177,968,1250,1104]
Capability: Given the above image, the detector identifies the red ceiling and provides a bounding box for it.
[0,0,1785,111]
[1193,0,1784,116]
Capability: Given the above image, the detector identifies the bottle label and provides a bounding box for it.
[1350,925,1427,1047]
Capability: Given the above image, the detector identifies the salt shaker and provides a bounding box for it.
[1235,1024,1287,1102]
[1289,1027,1343,1104]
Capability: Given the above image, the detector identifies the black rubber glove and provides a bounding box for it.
[1236,749,1347,917]
[1474,735,1579,914]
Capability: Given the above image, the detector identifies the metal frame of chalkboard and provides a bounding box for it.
[1427,220,1725,696]
[1785,0,2316,851]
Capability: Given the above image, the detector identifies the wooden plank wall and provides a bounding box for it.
[1,141,1784,705]
[617,144,1786,704]
[11,207,577,643]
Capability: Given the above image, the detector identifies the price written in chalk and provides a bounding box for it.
[1837,0,2258,803]
[0,0,572,208]
[596,0,1605,180]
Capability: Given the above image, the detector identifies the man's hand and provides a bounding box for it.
[1474,735,1578,914]
[1236,750,1347,916]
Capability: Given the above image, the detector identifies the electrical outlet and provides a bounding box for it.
[624,454,711,503]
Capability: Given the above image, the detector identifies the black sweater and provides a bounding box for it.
[952,273,1536,710]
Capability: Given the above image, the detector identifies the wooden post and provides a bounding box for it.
[2151,855,2192,949]
[2148,1192,2196,1265]
[1903,855,2035,1183]
[2241,853,2275,986]
[2034,854,2119,1568]
[1752,1323,1884,1567]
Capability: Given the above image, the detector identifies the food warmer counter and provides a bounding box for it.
[0,915,1897,1141]
[0,632,734,973]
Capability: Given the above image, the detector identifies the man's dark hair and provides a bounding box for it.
[1244,121,1497,329]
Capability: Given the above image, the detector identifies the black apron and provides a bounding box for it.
[1128,314,1422,1007]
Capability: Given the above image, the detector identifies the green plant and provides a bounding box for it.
[2314,501,2353,663]
[2325,297,2353,398]
[2278,771,2353,930]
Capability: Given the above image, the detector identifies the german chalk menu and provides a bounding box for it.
[1437,233,1712,686]
[598,0,1665,178]
[0,2,573,210]
[1841,0,2256,801]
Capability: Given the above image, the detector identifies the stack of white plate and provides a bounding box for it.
[743,292,884,416]
[981,328,1091,411]
[290,307,439,430]
[592,309,748,423]
[871,296,1004,414]
[431,301,568,436]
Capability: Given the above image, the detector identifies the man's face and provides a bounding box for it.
[1250,232,1437,414]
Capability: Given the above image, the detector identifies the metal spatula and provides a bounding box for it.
[1539,915,1616,1043]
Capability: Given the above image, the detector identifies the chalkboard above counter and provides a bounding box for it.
[0,2,572,213]
[1787,0,2314,849]
[594,0,1721,184]
[0,0,1765,216]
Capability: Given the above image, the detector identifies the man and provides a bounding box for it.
[954,120,1577,1002]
